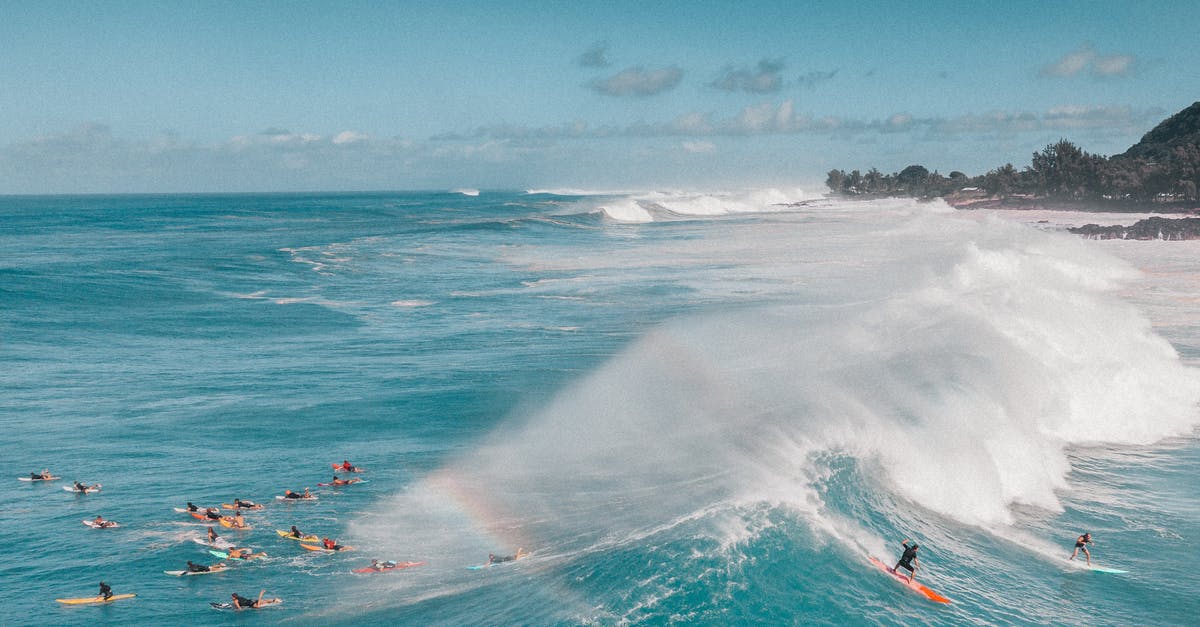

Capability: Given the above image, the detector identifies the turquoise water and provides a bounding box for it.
[2,191,1198,625]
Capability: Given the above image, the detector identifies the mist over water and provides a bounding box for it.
[351,195,1200,622]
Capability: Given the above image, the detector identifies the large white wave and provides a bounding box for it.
[353,197,1200,588]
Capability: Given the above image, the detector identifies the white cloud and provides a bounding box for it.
[333,130,370,145]
[1092,54,1134,76]
[1041,45,1137,78]
[590,66,683,97]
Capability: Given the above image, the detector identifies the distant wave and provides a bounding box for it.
[594,187,818,223]
[450,188,480,196]
[525,188,633,196]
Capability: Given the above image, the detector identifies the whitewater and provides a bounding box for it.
[2,190,1198,625]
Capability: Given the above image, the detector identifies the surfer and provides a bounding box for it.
[92,515,114,528]
[369,559,397,571]
[233,498,259,509]
[30,469,52,480]
[232,511,246,528]
[339,460,360,472]
[186,502,200,512]
[98,581,113,601]
[1069,532,1094,565]
[73,481,91,493]
[207,526,221,543]
[204,507,222,520]
[231,590,278,610]
[186,561,211,573]
[322,537,345,551]
[893,539,920,583]
[289,525,305,538]
[488,548,527,564]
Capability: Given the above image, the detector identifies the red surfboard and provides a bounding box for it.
[868,556,951,603]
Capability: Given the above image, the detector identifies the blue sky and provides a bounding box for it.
[2,1,1197,193]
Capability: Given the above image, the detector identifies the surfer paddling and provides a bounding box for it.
[488,548,527,564]
[1069,532,1094,565]
[893,539,920,583]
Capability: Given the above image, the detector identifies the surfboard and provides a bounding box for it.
[18,476,59,482]
[221,503,263,510]
[56,593,136,605]
[275,494,317,501]
[868,557,952,604]
[275,529,320,542]
[82,519,120,528]
[63,484,101,494]
[1086,565,1128,574]
[209,549,266,560]
[219,518,252,530]
[300,543,355,552]
[352,561,425,573]
[164,565,226,576]
[192,537,235,549]
[210,598,282,610]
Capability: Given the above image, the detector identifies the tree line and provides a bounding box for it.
[826,139,1200,203]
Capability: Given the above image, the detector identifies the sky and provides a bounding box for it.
[1,1,1198,194]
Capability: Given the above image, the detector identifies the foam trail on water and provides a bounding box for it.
[352,200,1200,603]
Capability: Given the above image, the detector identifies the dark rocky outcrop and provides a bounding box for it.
[1069,216,1200,240]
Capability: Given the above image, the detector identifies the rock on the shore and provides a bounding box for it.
[1069,216,1200,240]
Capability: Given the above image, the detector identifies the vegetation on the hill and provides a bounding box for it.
[825,102,1200,204]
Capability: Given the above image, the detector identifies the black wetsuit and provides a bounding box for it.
[99,583,113,600]
[895,543,918,573]
[233,594,258,608]
[186,562,210,573]
[284,492,302,499]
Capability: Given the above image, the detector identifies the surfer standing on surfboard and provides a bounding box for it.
[1069,532,1094,565]
[893,539,920,583]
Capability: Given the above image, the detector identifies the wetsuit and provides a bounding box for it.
[99,582,113,600]
[233,594,258,608]
[186,562,210,573]
[284,492,301,499]
[895,542,918,574]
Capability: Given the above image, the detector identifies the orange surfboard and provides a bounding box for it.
[868,557,951,604]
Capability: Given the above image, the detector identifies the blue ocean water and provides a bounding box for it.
[2,191,1198,625]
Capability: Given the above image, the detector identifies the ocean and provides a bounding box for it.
[2,190,1198,625]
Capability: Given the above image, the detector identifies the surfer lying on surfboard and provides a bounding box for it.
[893,539,920,583]
[1069,532,1094,565]
[488,548,527,564]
